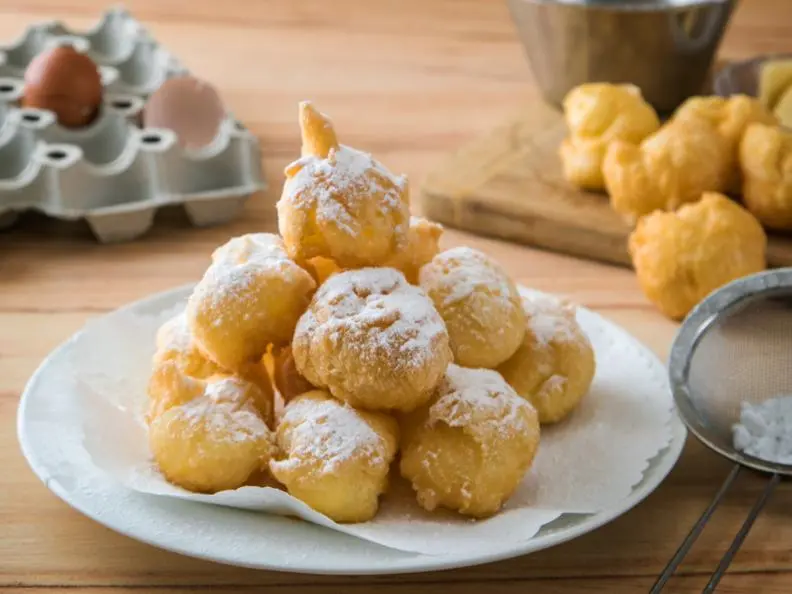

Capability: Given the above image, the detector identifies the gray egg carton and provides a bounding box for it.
[0,6,265,242]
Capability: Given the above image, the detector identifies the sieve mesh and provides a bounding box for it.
[686,294,792,447]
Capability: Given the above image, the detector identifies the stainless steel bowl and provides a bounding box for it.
[507,0,738,113]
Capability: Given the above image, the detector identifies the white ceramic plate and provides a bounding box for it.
[17,285,686,575]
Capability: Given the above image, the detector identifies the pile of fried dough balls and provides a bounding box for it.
[145,102,597,524]
[559,83,783,320]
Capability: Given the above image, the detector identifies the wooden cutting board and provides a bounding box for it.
[420,97,792,268]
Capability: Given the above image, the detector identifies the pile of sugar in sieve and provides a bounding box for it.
[733,395,792,465]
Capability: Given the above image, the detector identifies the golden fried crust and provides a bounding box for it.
[628,192,767,320]
[149,372,275,493]
[303,256,342,285]
[187,233,316,371]
[149,310,276,426]
[292,268,452,412]
[773,86,792,127]
[419,247,525,368]
[277,103,411,269]
[384,216,443,284]
[153,312,223,379]
[603,118,728,223]
[497,294,595,424]
[673,95,777,193]
[399,364,540,518]
[759,59,792,110]
[675,95,777,149]
[147,360,204,424]
[147,360,274,428]
[299,101,339,158]
[559,83,660,191]
[272,345,315,403]
[269,391,399,523]
[739,123,792,230]
[236,358,277,425]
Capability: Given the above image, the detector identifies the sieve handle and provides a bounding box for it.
[703,472,781,593]
[649,465,741,593]
[651,465,780,592]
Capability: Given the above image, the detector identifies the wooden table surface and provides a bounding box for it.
[2,1,791,592]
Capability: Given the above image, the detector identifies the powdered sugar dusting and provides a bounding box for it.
[425,247,516,309]
[277,396,387,473]
[303,268,448,373]
[543,374,568,393]
[211,233,294,268]
[191,264,260,325]
[156,312,193,353]
[188,233,313,327]
[430,364,534,441]
[522,293,585,347]
[281,145,407,239]
[168,395,269,445]
[203,377,249,405]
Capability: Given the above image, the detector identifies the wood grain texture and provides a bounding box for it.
[421,93,792,269]
[1,0,792,593]
[6,574,792,593]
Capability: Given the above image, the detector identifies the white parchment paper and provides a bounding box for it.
[51,287,674,556]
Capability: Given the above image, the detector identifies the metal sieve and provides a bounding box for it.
[651,268,792,592]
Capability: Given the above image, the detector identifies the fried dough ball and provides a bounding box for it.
[237,358,277,420]
[153,312,273,392]
[149,373,275,493]
[384,216,443,284]
[272,345,315,403]
[773,85,792,128]
[559,83,660,191]
[628,192,767,320]
[277,101,411,268]
[147,360,274,427]
[399,364,540,518]
[303,256,342,285]
[153,312,222,379]
[187,233,316,370]
[293,267,451,412]
[419,247,524,369]
[603,118,729,223]
[147,360,204,423]
[739,123,792,230]
[497,293,595,424]
[269,390,399,523]
[759,59,792,110]
[673,95,776,193]
[674,95,777,155]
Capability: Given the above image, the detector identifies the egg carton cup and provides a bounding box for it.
[0,6,266,242]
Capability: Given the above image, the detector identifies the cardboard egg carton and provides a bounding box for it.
[0,6,265,242]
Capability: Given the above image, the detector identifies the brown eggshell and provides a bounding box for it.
[143,75,226,149]
[23,45,103,128]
